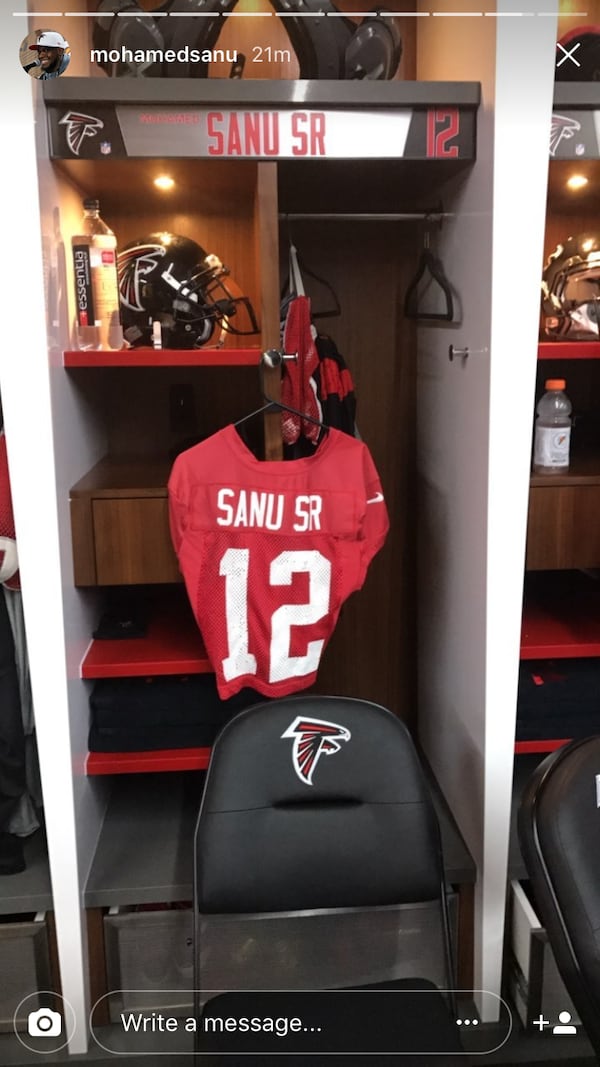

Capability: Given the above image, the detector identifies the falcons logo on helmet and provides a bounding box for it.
[59,111,104,157]
[282,716,351,786]
[550,113,582,158]
[117,244,166,311]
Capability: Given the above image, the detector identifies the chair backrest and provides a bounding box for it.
[193,695,454,995]
[518,736,600,1053]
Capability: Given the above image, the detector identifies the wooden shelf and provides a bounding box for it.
[81,598,211,679]
[86,748,211,775]
[521,571,600,659]
[538,342,600,361]
[64,348,262,368]
[529,450,600,487]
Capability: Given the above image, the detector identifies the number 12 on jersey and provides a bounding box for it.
[219,547,332,684]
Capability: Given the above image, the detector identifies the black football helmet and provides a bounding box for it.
[542,234,600,339]
[117,232,259,348]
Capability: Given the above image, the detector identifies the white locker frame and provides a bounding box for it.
[2,0,556,1054]
[416,0,557,1021]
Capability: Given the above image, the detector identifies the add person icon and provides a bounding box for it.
[552,1010,577,1035]
[20,30,71,81]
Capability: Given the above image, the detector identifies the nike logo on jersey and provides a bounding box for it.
[367,491,384,504]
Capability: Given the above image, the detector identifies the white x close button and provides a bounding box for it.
[556,41,581,68]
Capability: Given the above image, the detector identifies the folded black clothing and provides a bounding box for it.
[517,659,600,721]
[89,674,262,732]
[516,710,600,741]
[89,722,222,752]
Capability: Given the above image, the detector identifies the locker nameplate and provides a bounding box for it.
[47,105,475,161]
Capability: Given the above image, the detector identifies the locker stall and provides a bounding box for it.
[507,67,600,1037]
[1,0,558,1056]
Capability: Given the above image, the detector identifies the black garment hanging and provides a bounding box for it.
[314,334,357,437]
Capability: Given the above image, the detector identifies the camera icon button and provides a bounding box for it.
[27,1007,62,1038]
[14,991,75,1054]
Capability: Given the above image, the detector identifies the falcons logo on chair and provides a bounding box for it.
[59,111,104,156]
[549,113,582,157]
[282,716,351,786]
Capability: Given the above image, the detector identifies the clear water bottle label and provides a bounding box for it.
[534,425,571,468]
[72,244,95,327]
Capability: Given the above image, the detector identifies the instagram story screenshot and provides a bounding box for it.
[1,0,600,1064]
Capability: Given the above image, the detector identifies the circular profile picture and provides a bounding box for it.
[20,29,71,80]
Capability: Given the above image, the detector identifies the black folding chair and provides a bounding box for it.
[192,695,467,1062]
[518,736,600,1056]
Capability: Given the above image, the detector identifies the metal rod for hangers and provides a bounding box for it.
[279,212,454,222]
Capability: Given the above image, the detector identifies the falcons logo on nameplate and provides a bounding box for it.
[59,111,104,157]
[550,113,582,157]
[282,716,351,786]
[117,244,166,311]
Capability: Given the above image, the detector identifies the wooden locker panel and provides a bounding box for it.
[526,485,600,570]
[70,496,97,586]
[92,497,181,585]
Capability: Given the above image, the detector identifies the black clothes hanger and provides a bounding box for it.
[234,353,329,434]
[280,258,342,320]
[404,230,454,322]
[281,233,341,321]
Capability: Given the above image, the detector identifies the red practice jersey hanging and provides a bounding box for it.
[168,425,389,699]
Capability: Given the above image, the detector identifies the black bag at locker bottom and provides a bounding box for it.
[88,674,262,752]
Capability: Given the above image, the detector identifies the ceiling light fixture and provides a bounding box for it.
[566,174,588,191]
[154,175,175,191]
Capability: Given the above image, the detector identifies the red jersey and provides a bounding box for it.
[168,424,389,699]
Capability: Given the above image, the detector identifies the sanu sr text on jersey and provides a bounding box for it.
[168,424,389,700]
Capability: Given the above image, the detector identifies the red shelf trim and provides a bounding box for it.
[538,342,600,361]
[514,739,571,755]
[86,748,212,774]
[520,639,600,659]
[521,598,600,660]
[64,348,261,368]
[81,605,212,679]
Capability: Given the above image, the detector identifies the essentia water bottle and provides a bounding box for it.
[72,199,122,350]
[533,378,572,474]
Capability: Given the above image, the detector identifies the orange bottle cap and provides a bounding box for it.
[545,379,566,390]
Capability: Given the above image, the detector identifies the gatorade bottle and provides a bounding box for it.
[72,199,122,350]
[533,379,572,474]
